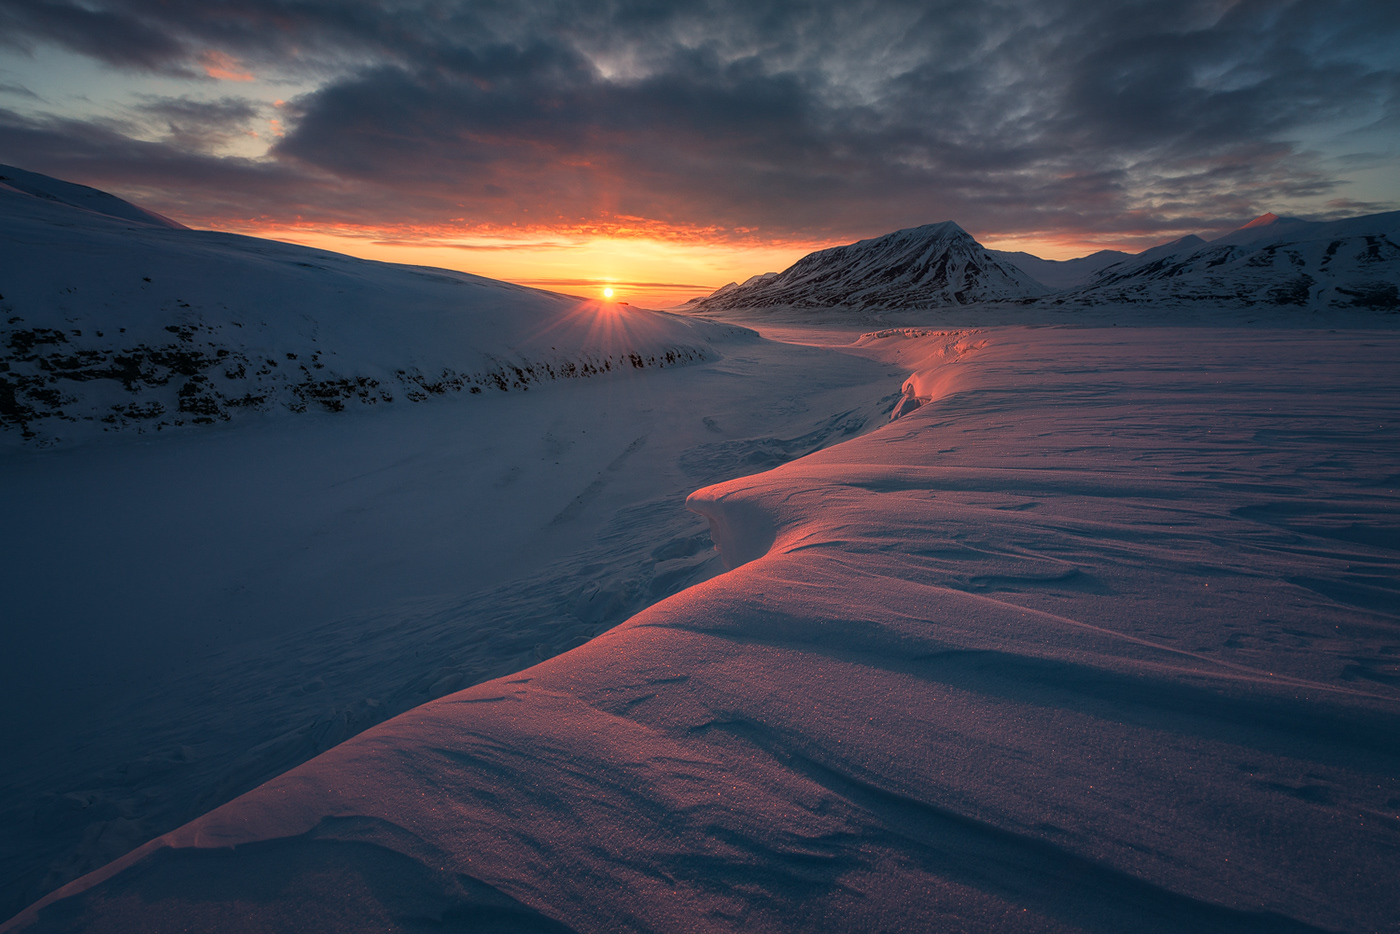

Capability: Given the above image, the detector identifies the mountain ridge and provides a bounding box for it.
[691,212,1400,314]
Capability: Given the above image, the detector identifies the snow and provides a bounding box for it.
[1,164,745,446]
[4,169,1399,932]
[986,248,1129,290]
[0,300,899,920]
[7,323,1399,933]
[691,211,1399,319]
[695,222,1049,310]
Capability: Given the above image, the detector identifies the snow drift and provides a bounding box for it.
[9,325,1398,934]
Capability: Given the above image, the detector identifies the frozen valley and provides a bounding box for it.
[2,167,1399,933]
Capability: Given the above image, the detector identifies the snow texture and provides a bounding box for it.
[8,325,1399,934]
[4,170,1399,934]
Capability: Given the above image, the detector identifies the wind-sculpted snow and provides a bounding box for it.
[0,166,748,445]
[0,324,899,919]
[10,327,1398,933]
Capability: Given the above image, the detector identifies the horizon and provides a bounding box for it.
[5,5,1400,929]
[2,1,1397,306]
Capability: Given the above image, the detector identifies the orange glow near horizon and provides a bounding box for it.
[202,219,1165,307]
[217,222,839,308]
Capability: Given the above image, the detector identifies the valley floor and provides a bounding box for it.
[4,322,1400,933]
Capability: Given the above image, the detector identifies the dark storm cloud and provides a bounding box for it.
[3,0,1397,241]
[0,106,338,221]
[0,0,189,72]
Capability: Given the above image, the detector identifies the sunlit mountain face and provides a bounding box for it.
[1,1,1397,303]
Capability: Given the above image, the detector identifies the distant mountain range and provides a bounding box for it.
[693,211,1400,313]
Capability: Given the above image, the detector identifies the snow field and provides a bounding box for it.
[8,325,1398,933]
[0,328,902,920]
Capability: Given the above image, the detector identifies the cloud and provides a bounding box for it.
[132,95,261,150]
[0,0,190,73]
[199,50,253,82]
[2,0,1397,244]
[0,82,42,100]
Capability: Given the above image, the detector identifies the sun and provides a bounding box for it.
[602,287,615,299]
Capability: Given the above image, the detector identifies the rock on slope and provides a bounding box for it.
[694,222,1050,310]
[0,165,749,445]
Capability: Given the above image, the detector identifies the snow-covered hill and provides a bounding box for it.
[1051,212,1400,311]
[1,166,749,446]
[693,222,1050,311]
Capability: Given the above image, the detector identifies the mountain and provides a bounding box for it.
[987,247,1130,289]
[0,165,750,446]
[693,222,1050,310]
[1206,211,1313,247]
[695,210,1399,316]
[1063,212,1400,310]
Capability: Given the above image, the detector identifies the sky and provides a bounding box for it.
[1,0,1397,306]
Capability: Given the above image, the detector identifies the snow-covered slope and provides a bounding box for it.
[986,247,1130,289]
[694,222,1050,310]
[1,166,748,446]
[0,166,186,230]
[0,324,898,922]
[1059,213,1400,311]
[694,211,1398,320]
[10,326,1398,934]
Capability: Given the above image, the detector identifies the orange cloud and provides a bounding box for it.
[200,50,254,82]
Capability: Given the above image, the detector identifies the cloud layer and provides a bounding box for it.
[2,0,1397,245]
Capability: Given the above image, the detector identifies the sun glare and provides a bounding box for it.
[602,287,615,299]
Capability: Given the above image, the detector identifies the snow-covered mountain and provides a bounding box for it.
[1053,212,1400,310]
[1,165,749,446]
[693,222,1050,310]
[986,247,1130,290]
[695,211,1398,316]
